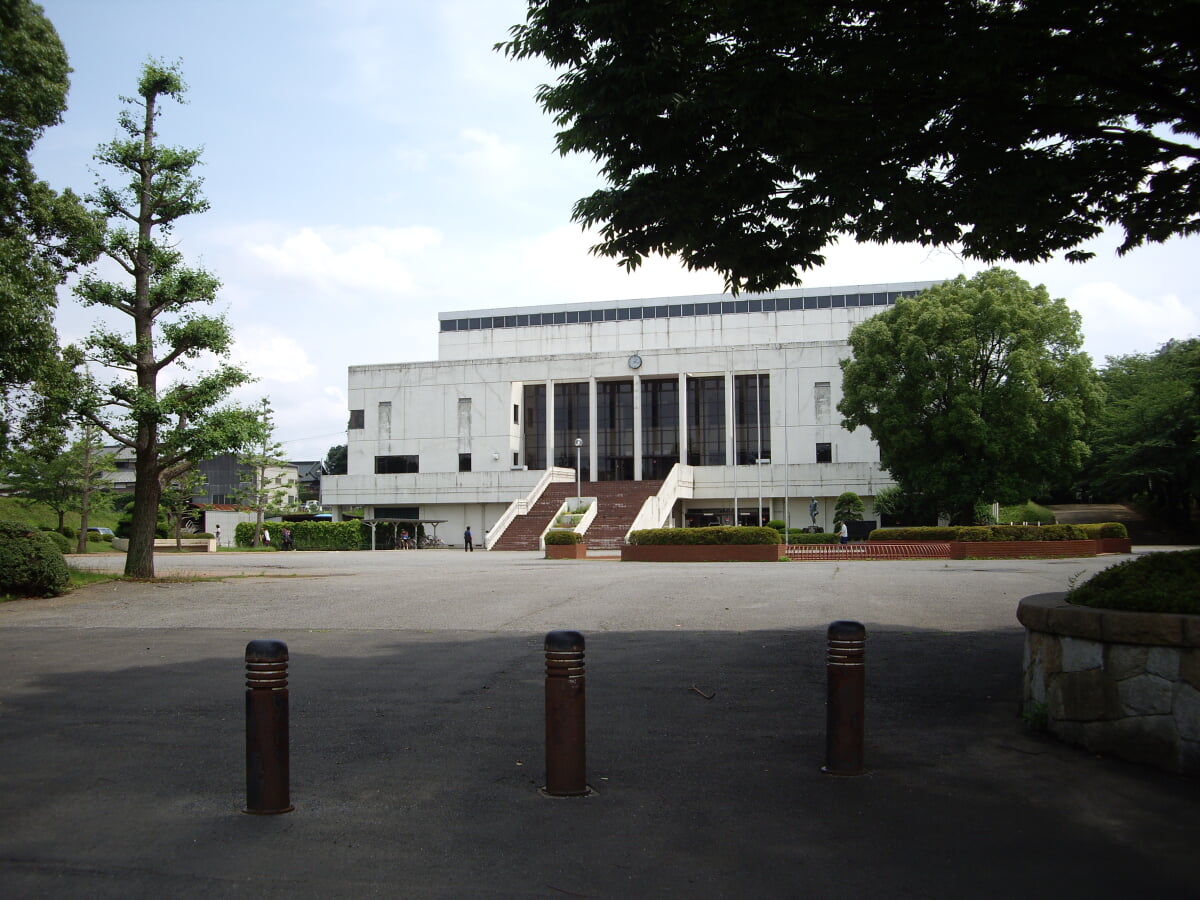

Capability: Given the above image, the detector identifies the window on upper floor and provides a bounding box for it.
[816,442,832,463]
[375,455,419,474]
[348,409,365,429]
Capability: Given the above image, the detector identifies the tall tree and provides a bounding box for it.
[838,269,1101,524]
[73,61,261,577]
[0,0,96,457]
[160,464,207,548]
[502,1,1200,292]
[235,399,292,547]
[1084,340,1200,529]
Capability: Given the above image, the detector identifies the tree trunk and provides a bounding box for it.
[125,454,161,578]
[78,439,93,554]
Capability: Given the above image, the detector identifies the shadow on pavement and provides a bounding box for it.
[1,626,1197,897]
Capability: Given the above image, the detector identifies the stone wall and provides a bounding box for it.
[1017,593,1200,775]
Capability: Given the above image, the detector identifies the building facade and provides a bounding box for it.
[321,281,940,546]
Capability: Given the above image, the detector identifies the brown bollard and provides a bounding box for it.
[543,630,591,797]
[823,620,866,776]
[244,639,295,814]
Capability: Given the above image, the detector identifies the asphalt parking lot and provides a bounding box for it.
[1,549,1197,897]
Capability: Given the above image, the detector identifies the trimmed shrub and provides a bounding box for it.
[766,519,787,533]
[964,524,1087,542]
[43,531,72,554]
[544,530,583,544]
[834,491,864,523]
[788,532,839,545]
[291,520,362,551]
[627,526,781,546]
[868,525,1088,542]
[869,527,959,542]
[1077,522,1129,539]
[0,520,70,598]
[1069,550,1200,614]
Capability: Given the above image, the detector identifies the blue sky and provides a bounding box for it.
[32,0,1200,461]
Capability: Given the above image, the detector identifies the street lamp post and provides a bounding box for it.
[574,437,583,505]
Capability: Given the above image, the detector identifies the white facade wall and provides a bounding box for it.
[322,282,939,542]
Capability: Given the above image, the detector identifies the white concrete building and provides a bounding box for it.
[321,281,940,547]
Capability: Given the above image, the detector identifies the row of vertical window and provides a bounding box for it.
[440,291,917,332]
[372,443,835,477]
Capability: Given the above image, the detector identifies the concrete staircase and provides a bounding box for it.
[490,480,665,551]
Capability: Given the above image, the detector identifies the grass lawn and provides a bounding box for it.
[997,500,1056,525]
[0,497,120,533]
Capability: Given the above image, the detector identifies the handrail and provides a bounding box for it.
[623,463,694,541]
[484,467,575,550]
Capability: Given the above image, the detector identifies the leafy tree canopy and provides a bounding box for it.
[323,444,347,476]
[838,269,1101,524]
[1082,339,1200,529]
[0,0,98,455]
[502,0,1199,291]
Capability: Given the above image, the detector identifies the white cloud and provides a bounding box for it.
[231,326,319,384]
[457,127,525,187]
[1065,283,1199,363]
[239,225,443,299]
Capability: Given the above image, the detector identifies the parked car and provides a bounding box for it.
[85,526,115,537]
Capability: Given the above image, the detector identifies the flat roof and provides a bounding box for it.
[439,281,941,321]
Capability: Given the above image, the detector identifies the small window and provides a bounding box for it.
[513,403,520,425]
[348,409,365,429]
[375,455,419,474]
[459,453,472,472]
[513,452,520,466]
[816,443,832,464]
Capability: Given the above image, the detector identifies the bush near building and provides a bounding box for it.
[234,520,361,550]
[0,521,70,598]
[628,526,781,546]
[544,530,583,544]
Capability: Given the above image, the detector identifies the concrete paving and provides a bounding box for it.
[1,550,1197,897]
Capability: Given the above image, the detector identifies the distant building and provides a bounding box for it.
[321,281,940,547]
[99,449,301,509]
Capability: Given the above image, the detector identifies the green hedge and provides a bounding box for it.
[43,531,72,554]
[868,525,1088,542]
[544,530,583,544]
[627,526,781,546]
[1069,550,1200,614]
[1077,522,1129,539]
[233,520,362,550]
[868,527,959,542]
[788,532,839,545]
[0,520,70,598]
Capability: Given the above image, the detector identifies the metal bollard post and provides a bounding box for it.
[244,639,295,814]
[543,630,591,797]
[823,620,866,776]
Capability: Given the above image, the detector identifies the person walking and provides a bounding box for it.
[838,521,849,545]
[464,526,474,551]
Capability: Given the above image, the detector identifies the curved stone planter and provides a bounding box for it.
[1017,593,1200,775]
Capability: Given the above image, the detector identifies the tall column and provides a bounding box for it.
[725,369,736,466]
[632,374,643,481]
[545,379,555,470]
[677,372,688,466]
[588,377,598,482]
